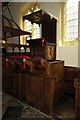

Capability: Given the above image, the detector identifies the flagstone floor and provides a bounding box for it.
[2,92,75,120]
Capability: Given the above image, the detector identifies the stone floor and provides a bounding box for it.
[2,92,75,120]
[55,94,75,120]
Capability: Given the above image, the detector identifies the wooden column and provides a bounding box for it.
[74,79,80,119]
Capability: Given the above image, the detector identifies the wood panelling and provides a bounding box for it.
[13,72,63,115]
[2,58,14,91]
[64,66,78,94]
[12,60,64,115]
[74,79,80,119]
[40,76,55,114]
[2,58,64,115]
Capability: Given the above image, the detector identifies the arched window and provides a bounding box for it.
[65,0,79,41]
[14,47,19,53]
[7,47,13,53]
[20,47,25,53]
[24,19,41,40]
[23,7,41,41]
[60,0,79,45]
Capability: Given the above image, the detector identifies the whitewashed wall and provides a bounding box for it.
[38,2,79,67]
[57,45,78,67]
[3,2,79,67]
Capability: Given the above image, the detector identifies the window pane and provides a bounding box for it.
[24,20,41,39]
[65,0,79,41]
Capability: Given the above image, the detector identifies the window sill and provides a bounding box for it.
[59,39,80,46]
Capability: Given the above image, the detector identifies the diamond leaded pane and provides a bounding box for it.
[65,0,78,40]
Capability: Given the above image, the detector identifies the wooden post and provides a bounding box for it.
[74,79,80,119]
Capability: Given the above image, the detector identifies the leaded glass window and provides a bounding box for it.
[24,19,41,40]
[64,0,79,41]
[32,23,41,39]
